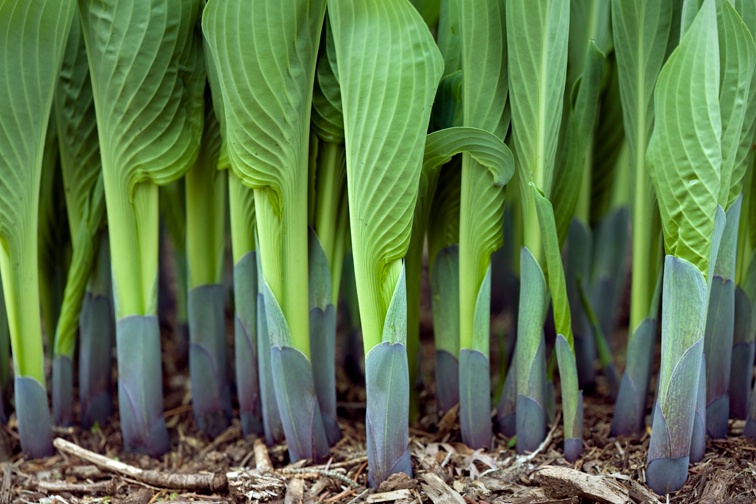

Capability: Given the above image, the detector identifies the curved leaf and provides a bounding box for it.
[716,0,756,206]
[312,20,344,145]
[423,127,513,185]
[648,0,721,277]
[0,0,76,380]
[329,0,443,350]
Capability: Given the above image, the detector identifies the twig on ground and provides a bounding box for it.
[35,478,116,494]
[344,488,370,504]
[279,467,361,489]
[53,438,227,492]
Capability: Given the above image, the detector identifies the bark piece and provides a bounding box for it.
[532,466,630,504]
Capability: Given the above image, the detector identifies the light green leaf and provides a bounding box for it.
[532,184,573,347]
[312,19,344,145]
[506,0,569,195]
[80,0,205,317]
[329,0,444,351]
[648,0,721,278]
[717,0,756,206]
[611,0,674,174]
[423,127,513,185]
[0,0,75,380]
[203,0,326,355]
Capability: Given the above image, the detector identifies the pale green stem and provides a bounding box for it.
[228,171,255,264]
[186,161,227,287]
[103,177,158,318]
[255,181,311,358]
[0,229,45,383]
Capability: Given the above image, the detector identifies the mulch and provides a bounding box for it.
[3,352,756,504]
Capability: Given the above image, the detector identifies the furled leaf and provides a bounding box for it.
[648,0,721,277]
[329,0,444,351]
[716,0,756,206]
[203,0,326,354]
[0,0,75,379]
[507,0,569,195]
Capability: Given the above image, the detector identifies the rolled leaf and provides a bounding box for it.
[514,248,550,453]
[80,0,205,454]
[0,0,76,457]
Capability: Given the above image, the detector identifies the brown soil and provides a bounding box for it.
[3,343,756,504]
[4,264,756,503]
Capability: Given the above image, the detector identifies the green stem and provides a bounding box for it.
[186,160,226,287]
[314,142,345,265]
[229,171,256,263]
[104,175,159,318]
[255,180,311,358]
[0,229,45,383]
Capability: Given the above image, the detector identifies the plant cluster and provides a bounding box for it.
[0,0,755,496]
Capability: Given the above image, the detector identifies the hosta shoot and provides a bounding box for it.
[79,0,205,455]
[203,0,330,461]
[0,0,75,457]
[329,0,443,484]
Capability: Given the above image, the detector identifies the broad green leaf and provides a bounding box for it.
[312,19,344,145]
[203,0,326,355]
[717,0,756,206]
[0,0,76,379]
[80,0,205,317]
[329,0,444,351]
[507,0,569,195]
[81,0,204,192]
[459,0,510,353]
[648,0,721,278]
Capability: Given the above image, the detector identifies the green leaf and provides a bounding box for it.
[53,10,107,358]
[551,41,605,245]
[423,127,513,185]
[312,19,344,145]
[203,0,326,356]
[611,0,673,177]
[80,0,205,316]
[612,0,674,329]
[0,0,76,380]
[507,0,569,195]
[437,0,461,78]
[329,0,443,351]
[648,0,721,278]
[428,163,461,267]
[532,184,573,347]
[716,0,756,207]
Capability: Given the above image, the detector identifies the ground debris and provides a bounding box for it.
[420,472,466,504]
[532,466,631,504]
